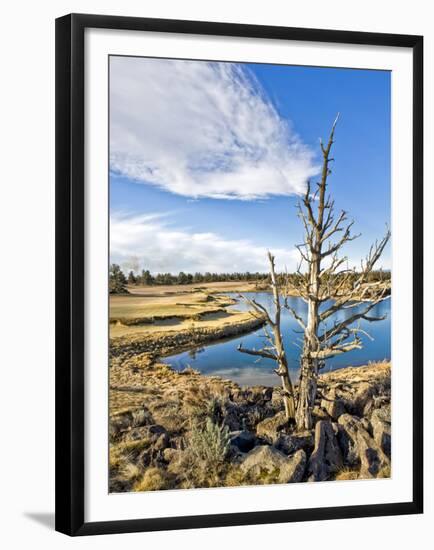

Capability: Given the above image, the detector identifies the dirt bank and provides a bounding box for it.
[110,312,266,360]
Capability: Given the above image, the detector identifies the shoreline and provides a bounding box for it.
[110,312,266,360]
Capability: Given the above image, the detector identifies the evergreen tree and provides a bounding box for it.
[140,269,153,285]
[109,264,128,294]
[127,270,137,285]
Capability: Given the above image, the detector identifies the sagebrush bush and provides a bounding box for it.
[188,417,230,468]
[169,418,231,488]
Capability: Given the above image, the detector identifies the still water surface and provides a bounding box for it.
[165,292,391,387]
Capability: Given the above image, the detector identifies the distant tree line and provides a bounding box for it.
[124,267,269,287]
[109,262,390,294]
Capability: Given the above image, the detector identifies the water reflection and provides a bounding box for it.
[167,292,391,387]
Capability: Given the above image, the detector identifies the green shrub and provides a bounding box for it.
[170,418,231,488]
[188,417,230,468]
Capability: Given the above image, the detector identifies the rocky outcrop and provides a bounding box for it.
[255,411,288,443]
[241,445,306,483]
[338,413,390,477]
[320,389,345,420]
[370,406,391,458]
[110,361,392,492]
[308,420,343,481]
[230,430,257,453]
[275,430,314,455]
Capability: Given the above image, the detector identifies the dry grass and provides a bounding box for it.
[133,468,173,492]
[378,464,391,478]
[119,462,142,483]
[125,281,260,297]
[334,467,360,481]
[110,438,152,463]
[110,290,231,322]
[224,465,281,487]
[109,285,262,339]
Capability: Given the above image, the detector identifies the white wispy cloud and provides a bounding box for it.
[110,57,318,200]
[110,213,299,274]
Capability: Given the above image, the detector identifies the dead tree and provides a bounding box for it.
[285,115,391,431]
[237,251,296,420]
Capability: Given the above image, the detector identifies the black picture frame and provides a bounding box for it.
[55,13,424,536]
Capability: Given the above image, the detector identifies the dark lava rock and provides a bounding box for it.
[230,430,257,453]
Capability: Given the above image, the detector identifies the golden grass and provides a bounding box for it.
[334,467,360,481]
[109,286,259,339]
[110,291,227,321]
[378,464,391,478]
[133,467,172,492]
[119,462,142,483]
[112,438,152,459]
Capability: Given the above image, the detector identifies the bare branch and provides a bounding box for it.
[237,343,276,361]
[319,299,388,343]
[310,337,362,360]
[320,209,347,242]
[302,181,318,230]
[238,293,273,326]
[284,302,307,330]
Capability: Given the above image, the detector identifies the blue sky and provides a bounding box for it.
[110,57,390,275]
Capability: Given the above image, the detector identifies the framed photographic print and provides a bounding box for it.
[55,13,423,536]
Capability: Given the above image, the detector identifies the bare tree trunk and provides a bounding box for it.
[295,119,332,431]
[238,252,296,421]
[278,358,296,420]
[295,251,320,430]
[269,252,296,420]
[295,357,315,430]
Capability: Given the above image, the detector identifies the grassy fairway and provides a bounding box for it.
[110,283,261,338]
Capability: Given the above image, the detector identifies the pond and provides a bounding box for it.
[164,292,391,387]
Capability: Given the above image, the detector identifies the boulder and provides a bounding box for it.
[337,414,364,466]
[312,406,330,421]
[338,413,390,477]
[222,404,242,431]
[320,397,345,420]
[345,382,373,416]
[308,420,343,481]
[241,445,306,483]
[110,409,149,438]
[357,430,390,478]
[275,431,314,455]
[230,430,257,453]
[283,450,306,483]
[370,407,391,458]
[360,417,372,434]
[255,411,288,443]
